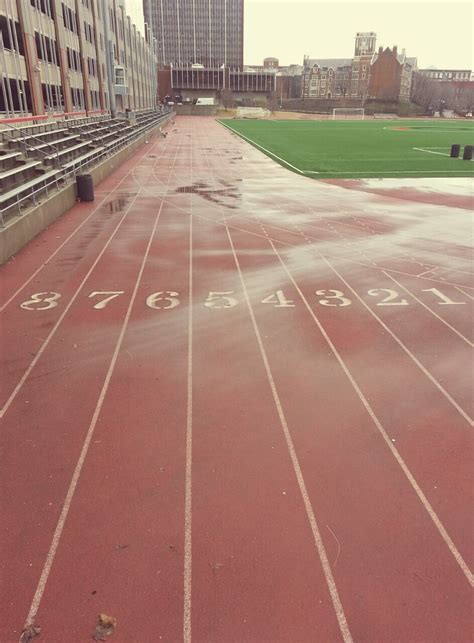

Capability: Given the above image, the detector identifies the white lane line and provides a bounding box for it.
[183,139,194,643]
[320,256,473,427]
[383,272,473,347]
[206,124,351,640]
[224,226,352,642]
[0,194,138,420]
[416,266,441,278]
[22,136,180,632]
[270,241,474,587]
[0,136,175,420]
[0,133,164,313]
[456,286,474,300]
[219,121,310,174]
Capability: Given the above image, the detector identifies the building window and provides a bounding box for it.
[0,15,25,55]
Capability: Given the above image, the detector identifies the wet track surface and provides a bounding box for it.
[0,116,473,642]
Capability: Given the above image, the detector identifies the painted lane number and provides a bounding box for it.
[316,289,352,307]
[261,290,295,308]
[205,291,238,308]
[20,292,61,310]
[368,289,408,306]
[422,288,466,305]
[146,291,180,309]
[88,291,125,309]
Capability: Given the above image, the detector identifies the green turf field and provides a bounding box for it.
[219,118,474,179]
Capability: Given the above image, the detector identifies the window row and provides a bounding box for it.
[62,2,78,34]
[84,21,95,44]
[67,46,82,72]
[30,0,53,18]
[35,31,59,65]
[0,15,25,55]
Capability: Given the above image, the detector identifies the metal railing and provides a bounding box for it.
[0,120,61,167]
[0,109,174,227]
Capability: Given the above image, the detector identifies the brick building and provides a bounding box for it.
[368,46,416,102]
[350,32,376,99]
[302,58,352,99]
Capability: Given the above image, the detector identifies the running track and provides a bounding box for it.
[1,116,473,642]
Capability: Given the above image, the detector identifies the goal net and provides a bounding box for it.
[235,107,271,119]
[332,108,365,120]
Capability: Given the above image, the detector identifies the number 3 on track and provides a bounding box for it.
[315,289,352,307]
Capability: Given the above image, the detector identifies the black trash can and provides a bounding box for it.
[450,144,461,158]
[76,174,94,202]
[462,145,473,161]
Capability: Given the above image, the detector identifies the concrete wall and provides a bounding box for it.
[174,104,218,116]
[0,114,174,263]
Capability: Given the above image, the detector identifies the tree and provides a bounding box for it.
[220,89,234,111]
[267,91,279,113]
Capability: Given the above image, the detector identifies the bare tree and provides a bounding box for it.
[267,91,279,113]
[220,89,234,111]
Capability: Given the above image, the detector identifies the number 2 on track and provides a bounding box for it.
[367,289,408,306]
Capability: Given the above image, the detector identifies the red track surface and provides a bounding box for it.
[1,116,473,642]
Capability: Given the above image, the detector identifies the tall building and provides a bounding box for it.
[143,0,244,69]
[351,32,377,98]
[0,0,158,117]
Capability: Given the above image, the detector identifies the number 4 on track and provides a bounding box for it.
[261,290,295,308]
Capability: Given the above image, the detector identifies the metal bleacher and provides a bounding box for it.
[0,108,173,227]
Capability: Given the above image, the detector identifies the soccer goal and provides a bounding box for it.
[332,108,365,120]
[235,107,271,119]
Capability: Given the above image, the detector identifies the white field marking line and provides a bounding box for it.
[413,147,451,157]
[0,133,163,313]
[320,255,473,427]
[203,131,352,642]
[219,121,311,174]
[456,286,474,300]
[303,169,474,174]
[22,136,181,632]
[383,272,473,347]
[224,225,353,643]
[270,240,474,587]
[0,196,137,420]
[183,138,193,643]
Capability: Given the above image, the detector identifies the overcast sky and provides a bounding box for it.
[126,0,473,70]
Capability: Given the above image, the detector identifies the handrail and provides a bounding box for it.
[0,109,174,227]
[0,120,61,167]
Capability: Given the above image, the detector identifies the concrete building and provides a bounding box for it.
[0,0,157,118]
[143,0,243,69]
[417,68,472,82]
[368,46,416,102]
[263,57,279,70]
